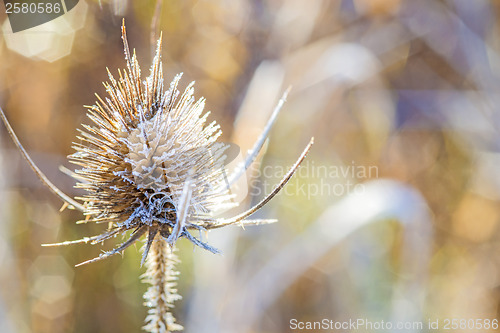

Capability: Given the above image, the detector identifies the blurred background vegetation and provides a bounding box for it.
[1,0,500,332]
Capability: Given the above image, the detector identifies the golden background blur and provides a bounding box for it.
[1,0,500,332]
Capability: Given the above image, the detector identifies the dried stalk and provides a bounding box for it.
[142,239,183,333]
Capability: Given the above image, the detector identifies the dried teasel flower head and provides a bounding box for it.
[64,24,237,265]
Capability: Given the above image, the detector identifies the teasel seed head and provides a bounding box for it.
[41,22,313,267]
[65,23,239,265]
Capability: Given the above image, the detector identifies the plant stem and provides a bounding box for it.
[142,238,183,333]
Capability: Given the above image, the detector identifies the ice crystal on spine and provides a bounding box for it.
[0,21,313,333]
